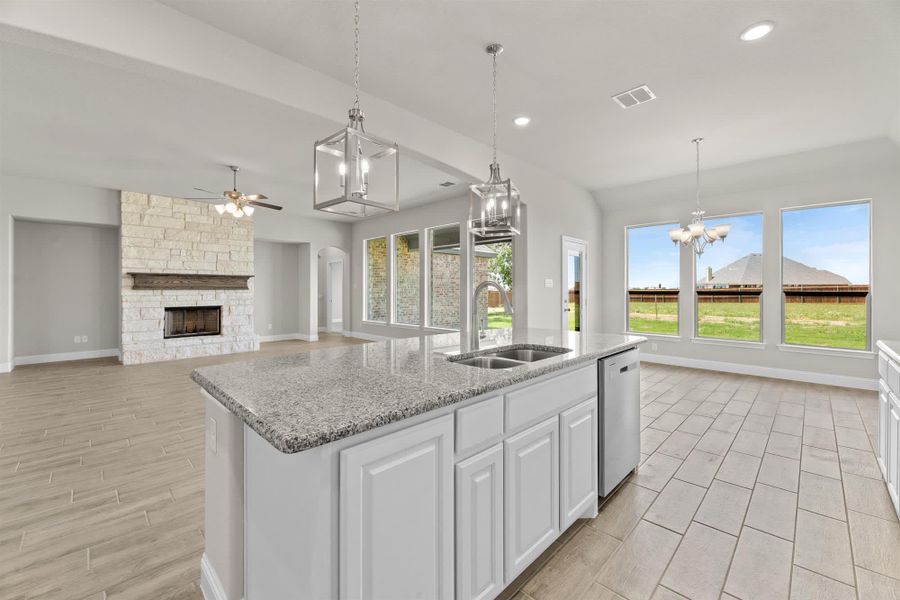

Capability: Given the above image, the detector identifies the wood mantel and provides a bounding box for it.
[128,273,252,290]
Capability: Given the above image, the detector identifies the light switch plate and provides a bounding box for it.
[544,279,553,288]
[651,343,658,351]
[207,417,217,454]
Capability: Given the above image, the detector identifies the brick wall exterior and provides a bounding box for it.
[394,234,419,324]
[120,192,258,364]
[366,238,388,321]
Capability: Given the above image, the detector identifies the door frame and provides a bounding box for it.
[326,259,344,333]
[561,236,588,333]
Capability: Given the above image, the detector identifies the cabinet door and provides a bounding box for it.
[560,397,599,529]
[504,416,559,582]
[889,394,900,513]
[456,444,503,600]
[879,384,890,478]
[340,415,454,600]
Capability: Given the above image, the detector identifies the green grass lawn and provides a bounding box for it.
[487,304,580,330]
[628,301,867,349]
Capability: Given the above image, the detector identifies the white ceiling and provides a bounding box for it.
[0,41,467,219]
[161,0,900,190]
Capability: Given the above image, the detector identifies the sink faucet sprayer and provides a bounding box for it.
[471,280,513,350]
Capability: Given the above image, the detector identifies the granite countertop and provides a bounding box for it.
[192,328,646,453]
[877,340,900,363]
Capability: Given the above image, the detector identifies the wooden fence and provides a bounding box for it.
[629,285,869,304]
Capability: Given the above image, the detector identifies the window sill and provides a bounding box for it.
[691,337,766,349]
[361,320,388,326]
[624,332,682,341]
[777,344,875,360]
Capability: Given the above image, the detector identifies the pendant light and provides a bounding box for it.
[668,138,730,255]
[313,0,399,217]
[469,43,521,238]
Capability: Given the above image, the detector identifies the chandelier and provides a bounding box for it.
[668,138,730,255]
[313,0,399,217]
[469,43,521,238]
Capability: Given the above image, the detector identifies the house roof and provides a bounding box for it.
[698,253,851,286]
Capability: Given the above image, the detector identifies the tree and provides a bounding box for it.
[488,243,513,290]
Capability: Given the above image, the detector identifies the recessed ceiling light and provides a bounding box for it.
[512,116,531,127]
[740,21,775,42]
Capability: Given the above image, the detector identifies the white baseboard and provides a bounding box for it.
[317,326,328,332]
[13,348,120,366]
[0,361,11,373]
[641,352,877,391]
[200,553,233,600]
[343,330,389,342]
[258,332,319,343]
[297,333,319,342]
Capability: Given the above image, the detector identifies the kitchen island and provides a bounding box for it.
[192,329,645,600]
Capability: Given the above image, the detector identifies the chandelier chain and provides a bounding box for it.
[491,49,498,164]
[694,138,702,210]
[353,0,360,110]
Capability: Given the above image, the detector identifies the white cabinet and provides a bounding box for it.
[340,415,454,600]
[504,416,560,582]
[560,397,599,529]
[456,444,503,600]
[879,383,890,479]
[889,392,900,512]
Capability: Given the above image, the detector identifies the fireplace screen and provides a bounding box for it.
[164,306,221,339]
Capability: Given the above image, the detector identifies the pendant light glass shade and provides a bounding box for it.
[469,43,521,238]
[313,0,399,217]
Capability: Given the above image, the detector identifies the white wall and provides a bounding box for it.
[14,220,119,359]
[595,138,900,386]
[254,240,300,338]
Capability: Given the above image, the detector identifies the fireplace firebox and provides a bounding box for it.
[164,306,221,339]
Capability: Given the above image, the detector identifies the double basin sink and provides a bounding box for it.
[450,345,572,369]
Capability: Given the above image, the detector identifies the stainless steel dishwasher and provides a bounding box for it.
[599,348,641,496]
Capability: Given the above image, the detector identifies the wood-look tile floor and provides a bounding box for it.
[3,346,898,600]
[0,333,365,600]
[506,363,900,600]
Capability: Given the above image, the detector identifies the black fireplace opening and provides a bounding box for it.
[164,306,222,339]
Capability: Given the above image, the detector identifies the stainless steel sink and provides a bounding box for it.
[487,348,570,362]
[453,356,525,369]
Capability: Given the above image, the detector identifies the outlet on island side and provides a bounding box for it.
[651,342,658,351]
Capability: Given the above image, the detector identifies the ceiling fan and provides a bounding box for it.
[185,165,283,217]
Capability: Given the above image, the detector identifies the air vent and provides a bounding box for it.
[611,85,656,109]
[439,181,456,187]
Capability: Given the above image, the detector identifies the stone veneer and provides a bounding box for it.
[120,192,258,365]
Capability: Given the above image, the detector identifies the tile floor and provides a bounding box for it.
[2,347,899,600]
[508,362,900,600]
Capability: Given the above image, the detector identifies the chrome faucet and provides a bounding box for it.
[471,280,514,350]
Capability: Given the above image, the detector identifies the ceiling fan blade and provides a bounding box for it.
[248,200,283,210]
[243,193,268,201]
[193,187,220,196]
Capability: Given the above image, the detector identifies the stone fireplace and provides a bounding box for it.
[120,192,258,365]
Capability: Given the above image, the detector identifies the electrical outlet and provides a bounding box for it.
[207,417,217,455]
[74,335,81,344]
[268,323,273,331]
[544,278,553,288]
[81,336,88,344]
[651,343,658,351]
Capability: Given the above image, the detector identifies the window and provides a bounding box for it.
[473,235,513,331]
[781,201,870,350]
[626,223,680,335]
[365,237,387,322]
[695,213,763,341]
[393,232,420,325]
[428,224,461,329]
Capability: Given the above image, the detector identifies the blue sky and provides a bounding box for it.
[783,203,869,284]
[627,203,868,289]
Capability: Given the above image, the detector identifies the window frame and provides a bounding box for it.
[778,198,873,352]
[425,222,463,331]
[390,230,422,326]
[623,220,682,338]
[362,235,388,324]
[691,210,765,345]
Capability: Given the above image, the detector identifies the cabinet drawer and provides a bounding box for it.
[456,396,504,457]
[506,364,597,433]
[889,360,900,398]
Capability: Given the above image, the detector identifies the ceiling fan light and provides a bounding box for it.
[242,204,255,216]
[214,204,226,215]
[233,208,244,218]
[225,202,237,214]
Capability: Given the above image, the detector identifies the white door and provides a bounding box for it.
[327,260,343,332]
[889,393,900,512]
[561,237,587,333]
[340,415,454,600]
[456,444,504,600]
[504,416,559,582]
[560,397,599,529]
[879,383,890,478]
